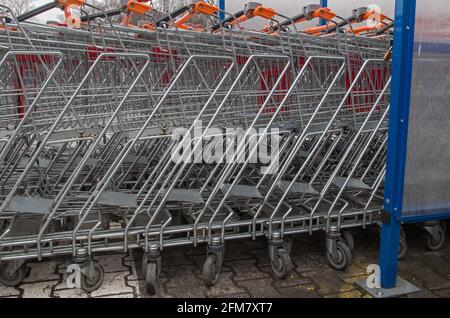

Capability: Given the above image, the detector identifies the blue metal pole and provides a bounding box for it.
[218,0,225,20]
[379,0,416,289]
[320,0,328,26]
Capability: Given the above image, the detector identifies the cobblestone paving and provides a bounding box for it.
[1,226,450,298]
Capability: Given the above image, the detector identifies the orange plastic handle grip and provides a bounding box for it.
[253,6,276,19]
[349,23,386,34]
[193,2,219,15]
[230,14,250,26]
[127,0,152,15]
[58,0,86,7]
[141,23,155,30]
[348,25,377,34]
[174,12,195,27]
[305,24,328,34]
[311,8,336,21]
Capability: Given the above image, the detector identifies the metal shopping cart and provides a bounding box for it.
[0,1,394,294]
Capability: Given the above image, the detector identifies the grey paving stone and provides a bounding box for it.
[204,272,248,297]
[293,254,326,273]
[209,293,250,298]
[398,260,450,291]
[0,286,21,297]
[186,254,232,274]
[53,287,89,298]
[342,274,368,285]
[434,288,450,297]
[164,265,208,297]
[334,264,368,278]
[90,272,135,297]
[420,252,450,278]
[229,259,270,281]
[258,267,312,288]
[236,278,283,298]
[124,262,140,281]
[97,293,136,298]
[247,248,271,267]
[20,281,58,298]
[23,261,60,283]
[163,248,196,266]
[3,232,450,298]
[224,242,257,261]
[277,284,322,298]
[351,250,373,267]
[405,289,438,298]
[97,254,129,273]
[133,279,173,298]
[302,269,354,294]
[324,289,363,298]
[123,274,141,296]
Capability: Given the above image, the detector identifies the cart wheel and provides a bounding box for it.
[341,230,354,252]
[141,253,148,278]
[80,262,104,292]
[398,237,407,260]
[270,248,293,279]
[326,241,352,270]
[0,262,27,287]
[203,254,221,287]
[284,237,293,256]
[425,225,446,251]
[145,263,159,295]
[400,226,406,239]
[441,221,447,234]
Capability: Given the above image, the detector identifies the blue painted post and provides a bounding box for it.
[218,0,225,20]
[379,0,416,289]
[320,0,328,26]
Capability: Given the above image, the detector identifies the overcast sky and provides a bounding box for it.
[33,0,63,22]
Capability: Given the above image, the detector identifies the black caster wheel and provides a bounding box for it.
[341,230,354,252]
[398,237,408,260]
[441,221,447,233]
[0,262,27,287]
[141,253,149,278]
[284,237,293,256]
[145,262,159,295]
[142,254,161,279]
[400,226,406,239]
[326,241,352,270]
[203,254,221,287]
[425,225,446,251]
[80,261,104,292]
[270,248,293,279]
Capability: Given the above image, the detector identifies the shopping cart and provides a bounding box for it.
[0,1,394,294]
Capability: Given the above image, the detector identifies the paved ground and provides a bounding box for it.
[1,226,450,298]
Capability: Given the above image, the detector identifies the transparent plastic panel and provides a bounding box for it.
[402,0,450,217]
